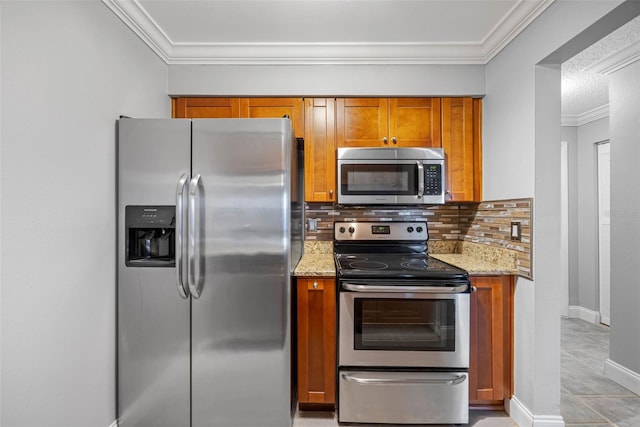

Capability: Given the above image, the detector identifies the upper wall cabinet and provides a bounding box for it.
[304,98,336,202]
[172,97,240,119]
[172,97,304,138]
[239,98,305,139]
[441,97,483,202]
[336,98,441,148]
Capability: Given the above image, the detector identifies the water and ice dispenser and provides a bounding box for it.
[125,205,175,267]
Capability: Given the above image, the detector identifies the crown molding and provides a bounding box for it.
[561,104,609,127]
[586,40,640,75]
[482,0,555,62]
[103,0,554,65]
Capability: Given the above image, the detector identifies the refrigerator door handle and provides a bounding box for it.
[175,173,190,299]
[188,173,204,299]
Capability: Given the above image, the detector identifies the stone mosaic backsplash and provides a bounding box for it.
[303,198,533,279]
[462,198,532,279]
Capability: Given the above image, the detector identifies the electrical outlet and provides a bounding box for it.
[307,218,318,232]
[511,221,521,241]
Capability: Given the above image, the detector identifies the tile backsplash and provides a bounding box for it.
[304,198,533,279]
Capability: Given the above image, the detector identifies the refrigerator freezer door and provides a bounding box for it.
[117,119,191,427]
[191,119,293,427]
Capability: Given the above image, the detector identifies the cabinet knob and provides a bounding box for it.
[313,282,319,289]
[391,136,397,145]
[382,137,388,145]
[329,189,333,199]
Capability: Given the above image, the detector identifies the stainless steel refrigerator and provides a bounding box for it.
[116,118,303,427]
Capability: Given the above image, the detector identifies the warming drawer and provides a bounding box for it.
[338,370,469,425]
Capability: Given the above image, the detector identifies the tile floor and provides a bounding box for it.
[292,317,640,426]
[561,317,640,427]
[292,409,515,427]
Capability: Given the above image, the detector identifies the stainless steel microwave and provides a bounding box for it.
[337,147,445,205]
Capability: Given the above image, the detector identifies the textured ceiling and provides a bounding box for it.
[562,15,640,119]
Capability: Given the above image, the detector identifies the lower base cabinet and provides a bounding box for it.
[296,277,336,409]
[294,275,513,411]
[469,275,514,408]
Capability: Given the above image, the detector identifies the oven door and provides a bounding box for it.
[339,284,469,368]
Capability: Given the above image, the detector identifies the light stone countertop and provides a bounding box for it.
[293,253,336,277]
[294,241,335,277]
[429,253,518,276]
[293,240,518,277]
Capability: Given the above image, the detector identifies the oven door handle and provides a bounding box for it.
[341,373,467,386]
[341,282,468,293]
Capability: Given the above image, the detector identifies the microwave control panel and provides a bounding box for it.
[424,164,443,195]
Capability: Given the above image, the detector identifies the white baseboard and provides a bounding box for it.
[567,305,601,325]
[604,358,640,395]
[507,396,565,427]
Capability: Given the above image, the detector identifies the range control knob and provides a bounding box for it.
[416,226,424,233]
[348,226,355,234]
[339,227,346,234]
[406,226,414,233]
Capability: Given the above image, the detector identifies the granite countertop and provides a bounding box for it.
[293,240,519,277]
[430,254,518,275]
[294,241,336,277]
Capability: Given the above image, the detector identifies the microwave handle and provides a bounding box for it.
[417,161,424,199]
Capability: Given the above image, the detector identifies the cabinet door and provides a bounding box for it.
[239,98,304,139]
[336,98,389,148]
[297,277,336,406]
[304,98,336,202]
[469,276,513,406]
[389,98,441,148]
[172,97,240,118]
[441,97,482,202]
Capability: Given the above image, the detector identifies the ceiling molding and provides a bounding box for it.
[586,40,640,75]
[103,0,554,65]
[102,0,171,62]
[561,104,609,127]
[482,0,555,62]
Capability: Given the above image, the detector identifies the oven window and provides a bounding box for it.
[341,164,418,195]
[354,298,456,351]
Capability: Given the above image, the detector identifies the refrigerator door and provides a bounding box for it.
[191,119,293,427]
[117,119,191,427]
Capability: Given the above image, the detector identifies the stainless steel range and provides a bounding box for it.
[335,221,471,425]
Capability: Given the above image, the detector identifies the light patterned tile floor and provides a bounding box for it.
[293,409,516,426]
[561,317,640,427]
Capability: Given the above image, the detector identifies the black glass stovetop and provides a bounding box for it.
[334,252,469,280]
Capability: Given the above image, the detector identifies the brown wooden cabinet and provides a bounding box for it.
[296,277,336,408]
[238,97,304,139]
[172,97,240,119]
[441,97,483,202]
[304,98,336,202]
[336,98,441,148]
[171,97,304,138]
[469,275,514,408]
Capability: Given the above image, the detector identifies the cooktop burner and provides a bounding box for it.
[335,253,468,280]
[333,221,469,281]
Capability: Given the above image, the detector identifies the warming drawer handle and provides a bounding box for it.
[188,174,204,299]
[175,173,190,299]
[417,160,425,199]
[341,373,467,386]
[341,283,468,294]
